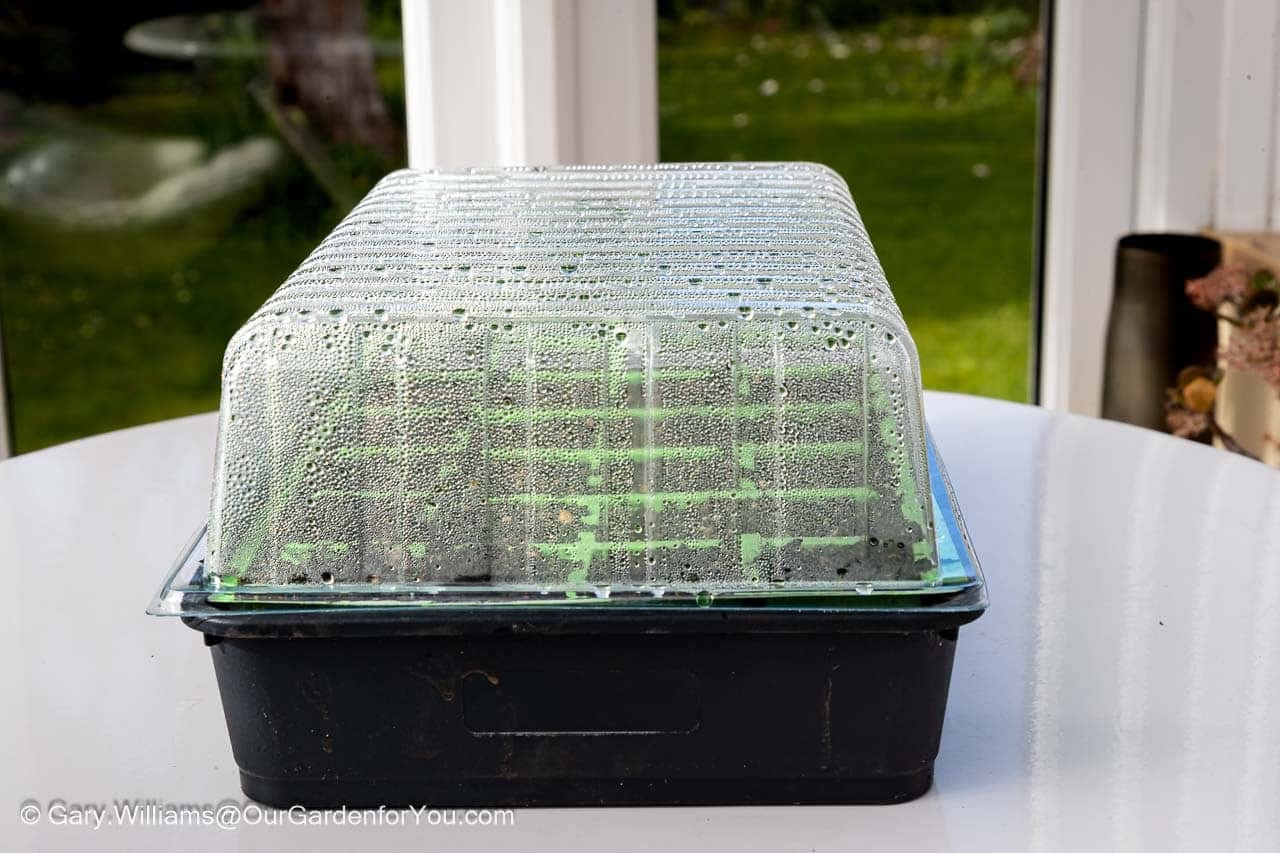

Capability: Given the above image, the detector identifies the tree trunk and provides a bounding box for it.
[261,0,399,163]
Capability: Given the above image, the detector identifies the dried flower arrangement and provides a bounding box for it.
[1166,263,1280,460]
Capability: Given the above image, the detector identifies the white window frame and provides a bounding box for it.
[400,0,657,169]
[1041,0,1280,415]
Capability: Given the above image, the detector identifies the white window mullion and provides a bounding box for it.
[402,0,656,170]
[1040,0,1144,415]
[1135,0,1223,231]
[1215,0,1280,230]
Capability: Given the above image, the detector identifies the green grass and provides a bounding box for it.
[0,10,1037,453]
[658,14,1038,400]
[0,170,337,450]
[0,70,366,453]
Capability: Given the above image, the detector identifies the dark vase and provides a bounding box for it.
[1102,233,1221,431]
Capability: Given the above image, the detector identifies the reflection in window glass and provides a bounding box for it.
[658,2,1041,401]
[0,1,405,452]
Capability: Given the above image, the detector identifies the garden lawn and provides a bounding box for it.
[658,16,1039,400]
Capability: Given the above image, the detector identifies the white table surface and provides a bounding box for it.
[2,391,1279,852]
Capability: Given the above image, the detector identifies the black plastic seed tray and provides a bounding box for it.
[188,592,982,808]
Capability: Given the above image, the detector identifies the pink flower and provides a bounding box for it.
[1186,264,1250,311]
[1165,403,1210,439]
[1221,314,1280,395]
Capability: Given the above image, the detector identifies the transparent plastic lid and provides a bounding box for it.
[191,163,975,609]
[151,432,982,615]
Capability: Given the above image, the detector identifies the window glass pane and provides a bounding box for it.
[0,0,406,452]
[658,2,1041,401]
